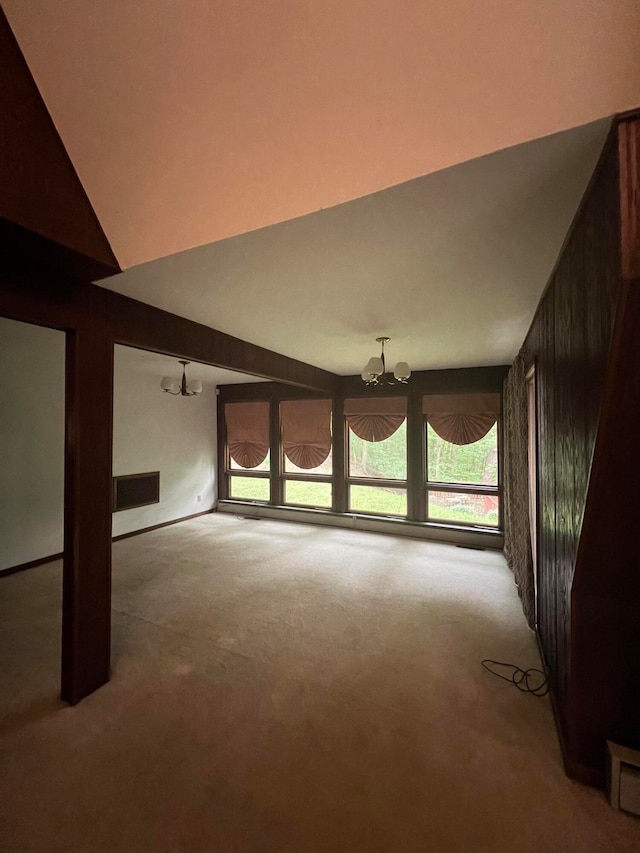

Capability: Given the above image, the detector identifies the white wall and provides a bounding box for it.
[112,346,217,537]
[0,318,65,570]
[0,333,218,569]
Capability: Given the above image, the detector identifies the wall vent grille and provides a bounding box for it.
[113,472,160,512]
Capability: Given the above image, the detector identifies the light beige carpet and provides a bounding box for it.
[1,514,638,852]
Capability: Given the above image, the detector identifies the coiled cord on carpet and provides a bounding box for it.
[481,659,549,696]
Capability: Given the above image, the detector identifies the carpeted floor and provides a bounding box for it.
[1,514,638,852]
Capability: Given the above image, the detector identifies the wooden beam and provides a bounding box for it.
[217,381,330,402]
[0,264,338,394]
[106,289,337,393]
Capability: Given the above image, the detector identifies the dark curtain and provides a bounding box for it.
[503,350,535,629]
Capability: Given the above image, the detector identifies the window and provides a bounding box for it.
[349,483,407,516]
[345,397,407,516]
[424,394,500,528]
[281,399,333,509]
[225,401,270,502]
[221,389,503,536]
[229,475,270,502]
[284,480,332,508]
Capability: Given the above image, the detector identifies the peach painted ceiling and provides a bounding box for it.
[4,0,640,269]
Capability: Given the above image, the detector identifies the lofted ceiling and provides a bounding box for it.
[4,1,639,269]
[3,3,638,377]
[104,119,609,375]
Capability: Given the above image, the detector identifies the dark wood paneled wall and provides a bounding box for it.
[572,278,640,772]
[523,117,640,784]
[569,114,640,774]
[618,119,640,279]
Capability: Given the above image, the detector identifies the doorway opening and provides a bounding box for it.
[0,317,65,713]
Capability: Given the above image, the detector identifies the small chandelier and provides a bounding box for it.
[160,360,203,396]
[361,337,411,385]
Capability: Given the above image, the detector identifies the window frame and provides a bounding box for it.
[223,401,271,503]
[219,388,503,537]
[423,414,502,529]
[345,413,408,517]
[280,400,334,510]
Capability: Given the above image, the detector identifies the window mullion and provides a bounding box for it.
[407,393,424,522]
[270,400,282,506]
[332,396,346,513]
[426,482,499,495]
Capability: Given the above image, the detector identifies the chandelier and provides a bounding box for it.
[160,360,203,396]
[361,337,411,385]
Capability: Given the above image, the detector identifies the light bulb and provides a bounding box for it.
[369,357,384,376]
[394,362,411,381]
[161,377,178,392]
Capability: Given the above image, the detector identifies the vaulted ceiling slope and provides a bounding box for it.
[4,1,639,269]
[103,119,610,375]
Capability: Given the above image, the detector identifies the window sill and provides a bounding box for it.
[217,500,503,550]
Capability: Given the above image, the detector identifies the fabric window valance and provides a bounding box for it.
[423,393,500,446]
[281,399,332,469]
[345,397,407,443]
[225,401,269,468]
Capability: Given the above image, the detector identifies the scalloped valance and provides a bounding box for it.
[345,397,406,442]
[423,393,500,446]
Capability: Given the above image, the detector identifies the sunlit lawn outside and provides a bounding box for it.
[428,494,499,527]
[230,476,407,515]
[229,477,498,527]
[284,480,332,507]
[229,476,270,502]
[349,484,407,516]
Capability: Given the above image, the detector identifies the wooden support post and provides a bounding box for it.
[217,393,227,501]
[61,326,113,704]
